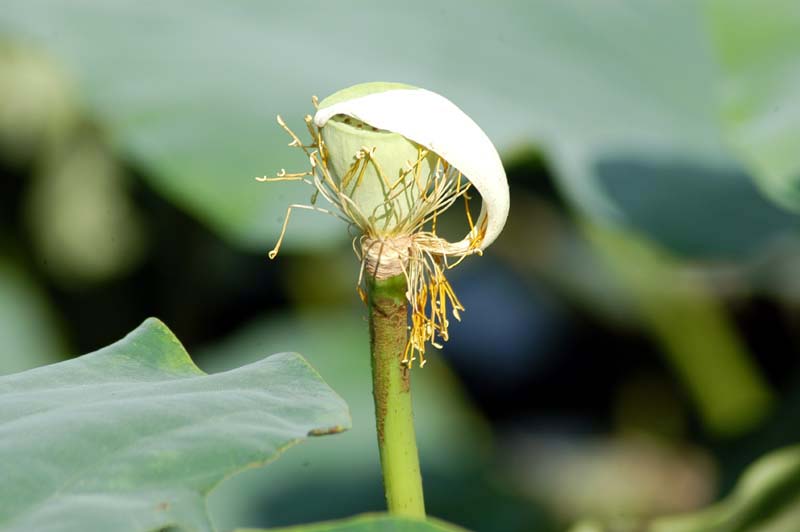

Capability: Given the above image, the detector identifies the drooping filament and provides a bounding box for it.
[258,104,485,367]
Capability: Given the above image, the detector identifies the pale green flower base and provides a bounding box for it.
[368,273,426,517]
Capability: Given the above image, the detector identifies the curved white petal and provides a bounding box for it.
[314,87,509,252]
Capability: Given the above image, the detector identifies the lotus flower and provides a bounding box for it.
[260,82,509,366]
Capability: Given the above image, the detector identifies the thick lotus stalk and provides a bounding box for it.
[260,82,509,368]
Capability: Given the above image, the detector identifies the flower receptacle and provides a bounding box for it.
[320,115,436,235]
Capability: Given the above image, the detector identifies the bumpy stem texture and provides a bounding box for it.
[368,273,425,517]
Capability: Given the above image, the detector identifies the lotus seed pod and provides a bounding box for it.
[318,114,436,233]
[314,81,509,252]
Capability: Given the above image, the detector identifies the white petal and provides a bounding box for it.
[314,87,509,251]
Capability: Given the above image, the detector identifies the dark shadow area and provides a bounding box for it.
[253,468,551,532]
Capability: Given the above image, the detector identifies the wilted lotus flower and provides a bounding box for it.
[260,82,509,367]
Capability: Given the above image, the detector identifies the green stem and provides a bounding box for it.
[368,273,425,517]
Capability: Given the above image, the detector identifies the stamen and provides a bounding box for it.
[255,169,313,183]
[268,203,339,259]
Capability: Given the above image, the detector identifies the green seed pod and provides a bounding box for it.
[314,81,509,252]
[319,114,436,233]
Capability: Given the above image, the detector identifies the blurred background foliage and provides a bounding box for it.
[2,1,800,531]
